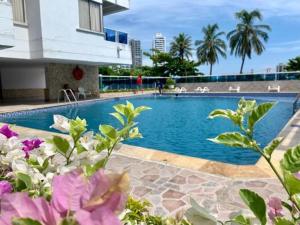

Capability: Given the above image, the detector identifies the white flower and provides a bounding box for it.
[80,131,95,151]
[50,115,70,133]
[0,135,22,154]
[11,159,47,185]
[1,149,24,165]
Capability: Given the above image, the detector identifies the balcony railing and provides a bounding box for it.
[104,28,128,44]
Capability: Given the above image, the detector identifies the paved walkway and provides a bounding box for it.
[107,152,286,220]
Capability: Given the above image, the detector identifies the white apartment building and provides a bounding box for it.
[153,33,166,53]
[0,0,131,101]
[130,39,142,67]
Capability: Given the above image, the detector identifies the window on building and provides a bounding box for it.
[79,0,103,32]
[11,0,27,24]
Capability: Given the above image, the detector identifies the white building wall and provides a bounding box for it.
[0,0,15,49]
[39,0,131,65]
[0,0,132,65]
[0,66,46,89]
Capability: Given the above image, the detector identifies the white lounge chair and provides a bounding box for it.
[77,87,92,99]
[194,87,210,93]
[175,87,187,93]
[229,86,240,93]
[268,85,280,93]
[194,87,203,92]
[202,87,210,93]
[180,87,187,93]
[175,87,181,93]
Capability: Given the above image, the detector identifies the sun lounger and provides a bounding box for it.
[229,86,240,93]
[202,87,210,93]
[194,87,203,92]
[175,87,187,93]
[194,87,210,93]
[268,85,280,93]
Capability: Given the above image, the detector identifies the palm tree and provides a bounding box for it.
[227,9,271,74]
[285,56,300,71]
[195,24,226,75]
[170,33,193,61]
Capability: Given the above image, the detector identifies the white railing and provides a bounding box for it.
[58,89,78,103]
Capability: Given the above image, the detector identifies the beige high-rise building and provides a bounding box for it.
[153,33,166,53]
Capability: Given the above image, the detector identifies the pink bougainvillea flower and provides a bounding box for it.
[0,124,18,139]
[51,169,129,225]
[0,181,12,197]
[294,172,300,180]
[0,192,61,225]
[268,197,283,221]
[22,138,44,159]
[0,169,128,225]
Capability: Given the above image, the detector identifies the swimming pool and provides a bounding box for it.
[0,95,295,165]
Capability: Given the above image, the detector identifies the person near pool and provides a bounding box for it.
[136,74,143,93]
[157,80,163,95]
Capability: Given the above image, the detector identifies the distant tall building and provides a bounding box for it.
[276,63,286,72]
[130,39,143,68]
[153,33,166,53]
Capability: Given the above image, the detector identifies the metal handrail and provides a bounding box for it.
[293,93,300,114]
[58,89,78,103]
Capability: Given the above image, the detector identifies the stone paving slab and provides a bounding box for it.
[106,153,286,220]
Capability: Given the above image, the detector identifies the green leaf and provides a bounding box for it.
[281,145,300,173]
[52,136,70,154]
[209,132,253,149]
[99,125,117,139]
[69,117,87,140]
[282,170,300,195]
[185,198,217,225]
[110,112,125,126]
[232,215,251,225]
[12,218,42,225]
[237,98,256,114]
[248,102,275,131]
[134,106,151,117]
[291,194,300,210]
[126,101,134,112]
[263,137,283,158]
[113,104,126,115]
[76,143,88,154]
[274,218,295,225]
[129,127,143,139]
[239,189,267,225]
[16,173,32,190]
[84,159,106,176]
[208,109,243,126]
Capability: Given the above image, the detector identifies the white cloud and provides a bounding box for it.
[268,39,300,53]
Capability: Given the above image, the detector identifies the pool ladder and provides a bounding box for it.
[58,89,78,104]
[293,93,300,114]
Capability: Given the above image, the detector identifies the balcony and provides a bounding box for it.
[103,0,130,16]
[0,0,15,49]
[104,28,128,45]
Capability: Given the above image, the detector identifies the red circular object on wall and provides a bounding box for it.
[73,66,84,80]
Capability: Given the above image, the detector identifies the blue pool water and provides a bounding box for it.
[0,96,294,165]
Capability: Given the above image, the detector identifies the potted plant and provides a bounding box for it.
[166,77,176,89]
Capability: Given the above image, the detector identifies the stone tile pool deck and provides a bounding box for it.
[0,92,299,220]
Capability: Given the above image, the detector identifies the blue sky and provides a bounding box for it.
[105,0,300,75]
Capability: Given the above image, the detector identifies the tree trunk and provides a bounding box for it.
[209,63,213,75]
[240,54,246,74]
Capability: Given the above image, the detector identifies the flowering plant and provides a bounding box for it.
[0,101,150,225]
[186,98,300,225]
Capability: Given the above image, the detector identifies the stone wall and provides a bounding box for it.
[2,89,47,101]
[45,63,99,101]
[177,80,300,92]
